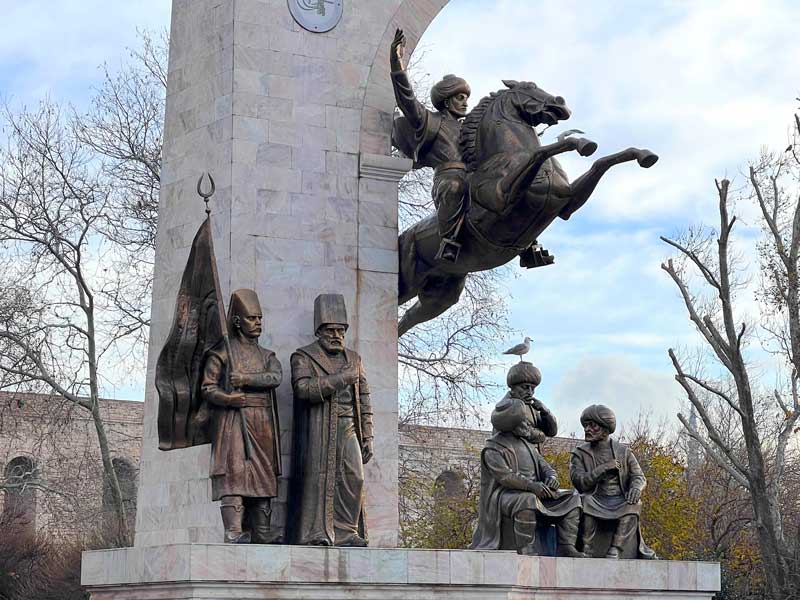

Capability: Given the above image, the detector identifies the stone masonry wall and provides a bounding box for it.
[2,393,581,543]
[0,392,143,538]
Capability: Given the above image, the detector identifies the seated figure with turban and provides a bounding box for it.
[570,404,657,559]
[470,396,584,557]
[502,361,557,447]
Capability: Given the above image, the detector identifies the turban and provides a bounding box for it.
[491,396,528,433]
[506,361,542,387]
[431,74,471,112]
[580,404,617,434]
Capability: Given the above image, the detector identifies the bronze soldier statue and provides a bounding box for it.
[391,28,470,263]
[200,289,283,544]
[289,294,374,546]
[570,404,657,559]
[471,396,583,557]
[502,362,557,445]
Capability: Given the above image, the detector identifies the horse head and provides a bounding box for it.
[461,80,573,170]
[500,80,572,127]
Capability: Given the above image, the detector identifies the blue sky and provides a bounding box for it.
[418,0,800,434]
[1,0,798,435]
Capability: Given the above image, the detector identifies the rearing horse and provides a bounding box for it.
[398,80,658,336]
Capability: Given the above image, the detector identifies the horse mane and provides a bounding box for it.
[460,90,504,172]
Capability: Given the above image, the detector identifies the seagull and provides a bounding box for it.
[503,337,532,361]
[557,128,585,142]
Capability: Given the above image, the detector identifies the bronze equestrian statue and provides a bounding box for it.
[391,29,658,337]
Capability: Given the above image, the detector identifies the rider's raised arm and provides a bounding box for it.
[390,28,427,130]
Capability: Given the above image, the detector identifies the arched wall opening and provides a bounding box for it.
[2,455,38,537]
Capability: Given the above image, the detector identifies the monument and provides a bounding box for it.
[81,1,720,598]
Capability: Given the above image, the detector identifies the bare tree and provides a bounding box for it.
[0,99,141,542]
[661,112,800,599]
[74,30,166,340]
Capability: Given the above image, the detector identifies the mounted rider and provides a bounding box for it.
[390,28,470,263]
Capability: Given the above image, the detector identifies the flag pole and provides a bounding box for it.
[197,173,253,461]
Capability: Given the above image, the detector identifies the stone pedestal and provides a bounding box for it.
[82,545,720,599]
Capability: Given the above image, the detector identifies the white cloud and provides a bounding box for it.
[418,0,800,224]
[550,354,682,439]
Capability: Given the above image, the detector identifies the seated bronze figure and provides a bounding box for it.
[570,404,657,559]
[471,396,583,557]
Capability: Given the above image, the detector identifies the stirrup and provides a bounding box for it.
[435,238,462,263]
[519,243,554,269]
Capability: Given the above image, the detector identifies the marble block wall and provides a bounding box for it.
[135,0,450,548]
[82,545,722,600]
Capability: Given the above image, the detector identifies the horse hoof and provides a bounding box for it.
[637,151,659,168]
[576,138,598,157]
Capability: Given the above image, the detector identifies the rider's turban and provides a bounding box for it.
[431,74,471,112]
[491,396,528,433]
[580,404,617,434]
[506,361,542,387]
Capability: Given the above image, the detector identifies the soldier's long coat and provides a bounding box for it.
[288,342,373,545]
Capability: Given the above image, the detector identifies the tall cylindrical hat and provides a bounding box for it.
[228,288,261,328]
[314,293,349,332]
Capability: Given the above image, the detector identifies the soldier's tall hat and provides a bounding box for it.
[228,288,261,328]
[314,293,349,332]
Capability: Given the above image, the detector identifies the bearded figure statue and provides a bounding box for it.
[288,294,374,547]
[471,396,583,557]
[570,404,657,559]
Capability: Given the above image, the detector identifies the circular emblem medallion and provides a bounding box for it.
[288,0,343,33]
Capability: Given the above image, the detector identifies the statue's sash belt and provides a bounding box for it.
[239,394,271,408]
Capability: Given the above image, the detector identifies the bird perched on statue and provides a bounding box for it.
[557,128,585,142]
[503,337,532,361]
